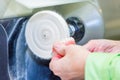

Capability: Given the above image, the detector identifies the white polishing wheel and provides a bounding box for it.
[25,11,70,60]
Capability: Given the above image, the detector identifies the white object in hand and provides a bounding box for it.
[25,10,70,60]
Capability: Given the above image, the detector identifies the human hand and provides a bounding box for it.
[83,39,120,53]
[49,38,90,80]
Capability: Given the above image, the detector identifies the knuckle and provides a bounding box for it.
[49,62,61,76]
[49,61,54,71]
[52,68,61,77]
[53,71,60,76]
[65,46,72,54]
[65,45,74,51]
[65,45,79,55]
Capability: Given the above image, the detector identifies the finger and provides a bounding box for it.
[52,52,63,61]
[53,37,75,56]
[53,42,66,56]
[49,57,64,75]
[83,40,96,52]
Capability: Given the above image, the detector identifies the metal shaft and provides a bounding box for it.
[66,17,85,43]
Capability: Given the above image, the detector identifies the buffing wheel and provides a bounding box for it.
[25,11,70,60]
